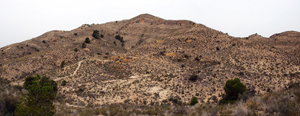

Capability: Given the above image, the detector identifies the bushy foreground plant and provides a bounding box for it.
[15,74,57,116]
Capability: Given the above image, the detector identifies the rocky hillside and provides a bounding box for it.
[0,14,300,107]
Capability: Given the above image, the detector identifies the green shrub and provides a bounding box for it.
[42,40,46,43]
[85,37,90,43]
[60,60,66,68]
[190,97,198,106]
[115,35,124,42]
[115,35,125,47]
[113,41,116,45]
[100,34,104,38]
[15,74,57,116]
[189,75,198,81]
[93,30,99,39]
[61,80,67,86]
[219,78,246,104]
[23,76,37,89]
[74,48,78,52]
[82,43,87,48]
[74,33,77,36]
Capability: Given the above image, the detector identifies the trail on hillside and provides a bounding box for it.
[71,60,83,76]
[54,60,83,81]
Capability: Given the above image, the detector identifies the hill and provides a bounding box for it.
[0,14,300,109]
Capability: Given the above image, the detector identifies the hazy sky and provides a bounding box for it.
[1,0,299,48]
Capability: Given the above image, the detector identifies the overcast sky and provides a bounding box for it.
[0,0,299,48]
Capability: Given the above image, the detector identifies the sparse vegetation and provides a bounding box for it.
[74,48,78,52]
[115,35,125,46]
[195,57,200,61]
[60,60,66,68]
[219,78,246,104]
[189,75,198,81]
[42,40,46,43]
[0,78,22,116]
[115,35,124,42]
[93,30,100,39]
[15,74,57,116]
[82,42,87,48]
[23,85,300,115]
[100,34,104,38]
[74,33,77,36]
[84,37,90,43]
[2,14,300,116]
[61,80,67,86]
[190,97,198,106]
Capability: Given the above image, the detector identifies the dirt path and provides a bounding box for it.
[54,60,83,81]
[71,60,83,76]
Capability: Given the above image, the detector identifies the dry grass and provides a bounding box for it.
[0,78,23,116]
[53,84,300,116]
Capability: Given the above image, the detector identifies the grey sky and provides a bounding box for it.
[1,0,299,48]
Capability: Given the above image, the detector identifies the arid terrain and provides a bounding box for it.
[1,14,300,115]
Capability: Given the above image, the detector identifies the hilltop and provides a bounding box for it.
[1,14,300,110]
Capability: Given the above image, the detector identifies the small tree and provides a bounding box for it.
[82,43,87,48]
[84,37,90,43]
[74,48,78,52]
[15,74,57,116]
[190,97,198,106]
[100,34,104,38]
[93,30,99,39]
[219,78,246,104]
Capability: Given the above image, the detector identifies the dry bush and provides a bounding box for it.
[0,79,23,116]
[232,101,248,116]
